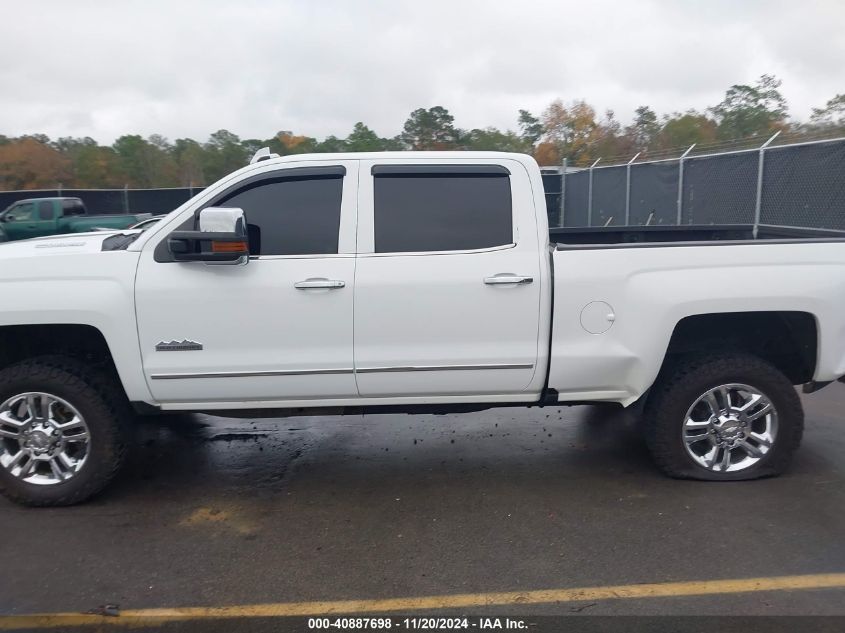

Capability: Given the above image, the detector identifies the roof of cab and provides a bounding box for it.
[12,197,83,204]
[256,150,536,164]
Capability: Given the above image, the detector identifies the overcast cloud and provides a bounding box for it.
[2,0,843,143]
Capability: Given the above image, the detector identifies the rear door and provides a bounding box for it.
[353,159,543,399]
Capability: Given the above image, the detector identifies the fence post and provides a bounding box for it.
[57,182,63,197]
[676,144,696,225]
[753,131,781,238]
[123,184,129,214]
[558,158,567,227]
[625,152,640,226]
[586,158,601,227]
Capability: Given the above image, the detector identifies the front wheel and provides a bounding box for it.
[0,356,129,506]
[644,353,804,481]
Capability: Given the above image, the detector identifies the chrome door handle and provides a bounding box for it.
[294,278,345,289]
[484,274,533,285]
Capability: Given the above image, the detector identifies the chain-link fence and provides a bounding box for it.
[545,135,845,232]
[0,186,206,216]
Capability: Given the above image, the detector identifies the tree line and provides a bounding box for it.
[1,75,842,190]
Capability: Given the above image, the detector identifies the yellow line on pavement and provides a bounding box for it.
[2,573,844,629]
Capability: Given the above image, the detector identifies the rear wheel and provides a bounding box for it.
[644,353,803,480]
[0,356,129,506]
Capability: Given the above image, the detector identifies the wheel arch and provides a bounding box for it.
[660,311,818,385]
[0,324,133,400]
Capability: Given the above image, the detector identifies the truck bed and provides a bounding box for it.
[546,236,845,406]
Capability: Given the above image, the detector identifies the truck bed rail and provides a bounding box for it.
[550,224,845,247]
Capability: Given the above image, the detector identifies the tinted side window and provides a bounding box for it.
[11,203,35,221]
[38,201,54,220]
[373,170,512,253]
[62,200,85,216]
[216,175,343,256]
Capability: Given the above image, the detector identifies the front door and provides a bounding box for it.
[29,200,58,237]
[135,160,359,406]
[2,202,39,240]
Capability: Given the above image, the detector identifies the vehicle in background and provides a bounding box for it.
[0,197,150,241]
[0,150,843,506]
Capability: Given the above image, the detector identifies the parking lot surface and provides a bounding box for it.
[1,386,844,620]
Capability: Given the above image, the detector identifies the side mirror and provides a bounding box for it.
[168,207,250,263]
[4,215,14,222]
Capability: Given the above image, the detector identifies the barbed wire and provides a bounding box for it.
[567,128,845,169]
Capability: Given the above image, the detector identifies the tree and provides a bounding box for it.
[382,136,405,151]
[240,138,267,159]
[267,131,317,156]
[2,81,842,189]
[314,135,345,152]
[148,134,178,186]
[460,127,527,152]
[203,130,248,181]
[710,74,788,140]
[173,138,206,186]
[656,112,718,150]
[0,137,70,189]
[591,109,632,160]
[112,134,176,187]
[52,137,121,187]
[517,110,544,147]
[533,142,560,166]
[541,99,599,166]
[626,106,660,152]
[23,133,51,145]
[70,142,124,188]
[810,94,845,128]
[52,136,95,154]
[112,135,149,186]
[400,106,459,150]
[345,122,392,152]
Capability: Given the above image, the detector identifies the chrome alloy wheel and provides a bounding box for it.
[682,383,778,473]
[0,392,90,485]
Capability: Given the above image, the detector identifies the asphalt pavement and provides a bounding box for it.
[1,385,844,622]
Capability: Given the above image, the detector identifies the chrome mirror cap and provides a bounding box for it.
[198,207,246,236]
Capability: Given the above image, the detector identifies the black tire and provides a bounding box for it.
[0,356,129,506]
[644,352,803,481]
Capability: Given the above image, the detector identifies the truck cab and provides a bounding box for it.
[135,155,550,407]
[0,197,149,241]
[0,198,87,240]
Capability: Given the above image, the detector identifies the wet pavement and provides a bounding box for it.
[1,385,844,617]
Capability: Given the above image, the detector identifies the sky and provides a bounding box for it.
[1,0,843,144]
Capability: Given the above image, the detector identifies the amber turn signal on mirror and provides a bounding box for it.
[211,240,248,253]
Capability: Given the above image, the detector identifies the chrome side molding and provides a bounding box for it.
[356,363,534,374]
[150,363,533,380]
[151,368,353,380]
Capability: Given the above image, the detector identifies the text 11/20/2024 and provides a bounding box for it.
[307,617,529,630]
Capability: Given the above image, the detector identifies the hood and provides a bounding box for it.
[0,230,141,259]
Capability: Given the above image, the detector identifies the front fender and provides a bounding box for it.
[0,249,150,402]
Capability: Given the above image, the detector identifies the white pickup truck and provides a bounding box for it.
[0,151,843,505]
